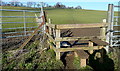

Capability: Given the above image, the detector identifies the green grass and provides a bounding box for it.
[1,6,119,32]
[2,6,41,32]
[46,8,108,24]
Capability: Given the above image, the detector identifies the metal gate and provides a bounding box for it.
[0,9,42,48]
[107,4,120,48]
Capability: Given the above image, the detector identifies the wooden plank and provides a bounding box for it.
[46,23,56,29]
[19,10,46,48]
[47,39,56,52]
[74,50,89,59]
[55,36,99,42]
[56,23,108,29]
[46,33,55,44]
[57,46,99,52]
[19,17,45,48]
[90,38,108,46]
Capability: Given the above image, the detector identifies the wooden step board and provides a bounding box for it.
[74,50,89,59]
[90,38,108,46]
[74,50,89,67]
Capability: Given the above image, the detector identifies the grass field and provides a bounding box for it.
[46,8,108,24]
[1,6,119,32]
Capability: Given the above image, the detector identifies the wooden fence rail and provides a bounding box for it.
[46,19,109,67]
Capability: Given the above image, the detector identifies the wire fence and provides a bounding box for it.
[1,9,42,49]
[1,9,40,38]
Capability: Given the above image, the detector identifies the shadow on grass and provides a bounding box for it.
[89,48,114,71]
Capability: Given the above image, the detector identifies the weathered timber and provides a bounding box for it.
[56,29,61,48]
[19,20,45,48]
[55,29,61,60]
[47,39,56,52]
[88,41,94,54]
[74,50,89,67]
[46,23,56,29]
[57,46,99,52]
[56,51,61,60]
[46,33,55,44]
[90,38,108,46]
[56,23,108,29]
[19,10,46,48]
[55,36,98,42]
[80,59,87,67]
[100,27,106,40]
[74,50,89,59]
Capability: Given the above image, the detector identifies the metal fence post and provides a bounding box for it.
[110,4,114,48]
[0,5,2,71]
[23,10,26,36]
[106,4,114,52]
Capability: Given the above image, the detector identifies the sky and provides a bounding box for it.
[3,0,120,2]
[2,0,120,11]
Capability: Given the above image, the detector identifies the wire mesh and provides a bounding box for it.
[1,9,41,50]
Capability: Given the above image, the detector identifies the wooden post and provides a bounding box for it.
[100,27,106,41]
[74,52,87,67]
[74,51,87,67]
[88,41,94,54]
[80,59,87,67]
[48,19,53,49]
[56,51,61,60]
[55,29,61,60]
[48,19,52,35]
[74,52,78,57]
[56,29,61,48]
[48,27,52,35]
[74,50,89,67]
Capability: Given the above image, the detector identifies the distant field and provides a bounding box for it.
[46,9,108,24]
[1,6,119,32]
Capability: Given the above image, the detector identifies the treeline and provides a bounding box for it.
[54,2,82,9]
[0,0,43,8]
[0,0,82,9]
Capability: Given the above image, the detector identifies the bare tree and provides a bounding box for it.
[33,2,36,8]
[20,3,23,7]
[27,2,33,7]
[37,3,40,8]
[54,2,66,8]
[10,0,19,6]
[75,6,82,9]
[0,0,5,6]
[46,4,49,7]
[40,2,46,7]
